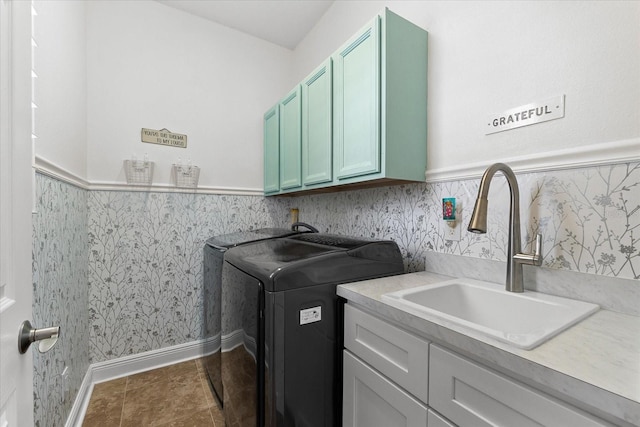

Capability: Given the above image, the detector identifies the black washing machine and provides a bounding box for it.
[220,233,404,427]
[202,224,317,407]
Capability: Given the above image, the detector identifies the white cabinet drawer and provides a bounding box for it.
[429,345,612,427]
[344,304,430,403]
[343,350,428,427]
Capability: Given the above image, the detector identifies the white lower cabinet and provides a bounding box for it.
[429,345,612,427]
[343,351,428,427]
[343,303,612,427]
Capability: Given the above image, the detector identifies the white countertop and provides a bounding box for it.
[337,271,640,427]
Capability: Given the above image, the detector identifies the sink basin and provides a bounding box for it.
[381,278,599,349]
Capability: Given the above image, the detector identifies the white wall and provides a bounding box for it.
[33,0,87,178]
[293,1,640,172]
[37,1,640,190]
[86,0,293,191]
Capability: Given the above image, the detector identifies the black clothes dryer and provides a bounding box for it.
[220,233,404,427]
[202,226,316,407]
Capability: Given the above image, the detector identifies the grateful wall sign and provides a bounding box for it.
[486,95,565,135]
[141,128,187,148]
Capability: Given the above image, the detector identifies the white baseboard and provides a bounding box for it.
[65,339,206,427]
[62,330,258,426]
[64,368,94,427]
[203,334,221,357]
[222,329,245,353]
[91,339,206,384]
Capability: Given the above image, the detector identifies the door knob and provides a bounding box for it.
[18,320,60,354]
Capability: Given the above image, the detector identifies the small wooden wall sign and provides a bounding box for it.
[141,128,187,148]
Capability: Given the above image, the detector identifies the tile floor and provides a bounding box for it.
[82,358,224,427]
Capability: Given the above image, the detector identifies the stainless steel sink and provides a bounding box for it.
[381,278,599,349]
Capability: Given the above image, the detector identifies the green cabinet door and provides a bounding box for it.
[264,9,426,196]
[333,16,380,181]
[263,104,279,194]
[302,59,332,186]
[279,86,302,190]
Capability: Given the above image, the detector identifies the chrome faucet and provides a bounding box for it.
[468,163,542,292]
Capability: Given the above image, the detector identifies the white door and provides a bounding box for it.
[1,1,35,426]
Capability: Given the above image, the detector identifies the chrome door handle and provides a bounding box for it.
[18,320,60,354]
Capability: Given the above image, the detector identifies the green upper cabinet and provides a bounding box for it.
[332,8,428,187]
[333,17,381,180]
[302,59,333,186]
[279,86,302,190]
[263,105,280,194]
[264,8,427,195]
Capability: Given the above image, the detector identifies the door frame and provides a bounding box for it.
[0,0,35,426]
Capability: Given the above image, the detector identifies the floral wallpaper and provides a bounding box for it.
[32,161,638,425]
[293,162,640,279]
[32,174,89,427]
[528,164,639,278]
[87,191,289,363]
[86,161,639,364]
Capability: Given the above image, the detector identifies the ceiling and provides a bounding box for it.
[156,0,334,50]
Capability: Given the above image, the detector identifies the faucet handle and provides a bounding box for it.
[533,233,543,266]
[514,233,543,266]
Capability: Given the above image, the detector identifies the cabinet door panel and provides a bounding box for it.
[429,345,612,427]
[302,59,332,186]
[279,87,302,190]
[263,105,279,194]
[333,17,380,180]
[343,351,428,427]
[344,304,429,403]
